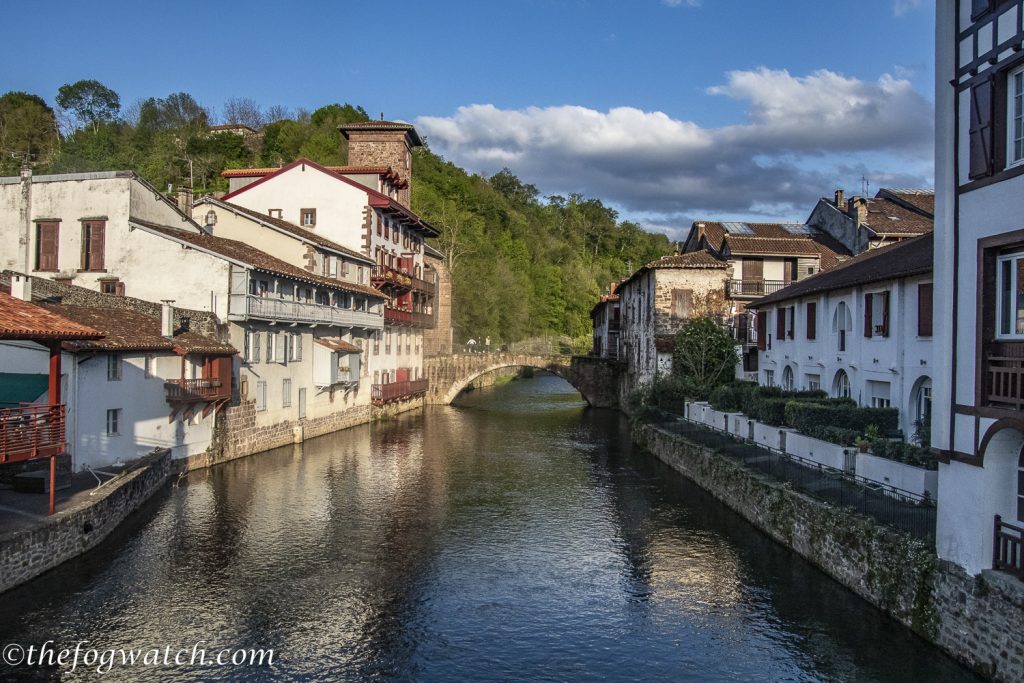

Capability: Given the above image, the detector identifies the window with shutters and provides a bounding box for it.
[100,279,124,296]
[756,310,767,351]
[787,306,795,339]
[256,381,267,411]
[969,75,996,180]
[671,289,692,319]
[35,222,59,271]
[776,307,786,341]
[81,221,105,271]
[282,379,292,408]
[290,333,302,361]
[1009,64,1024,168]
[917,283,933,337]
[806,302,817,340]
[833,301,852,352]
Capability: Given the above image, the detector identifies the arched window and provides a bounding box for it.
[782,366,794,391]
[913,377,932,423]
[832,301,853,352]
[833,370,851,399]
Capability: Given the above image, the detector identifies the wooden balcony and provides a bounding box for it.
[165,378,231,403]
[726,279,789,298]
[230,294,383,330]
[371,379,429,405]
[994,515,1023,580]
[986,352,1024,410]
[385,306,436,329]
[0,403,65,464]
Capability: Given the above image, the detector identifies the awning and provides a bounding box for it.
[314,338,362,353]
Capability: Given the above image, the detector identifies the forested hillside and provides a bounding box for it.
[0,82,673,345]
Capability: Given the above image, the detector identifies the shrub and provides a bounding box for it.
[649,374,691,413]
[747,397,790,426]
[708,383,755,412]
[671,316,738,397]
[803,425,861,446]
[784,402,899,436]
[870,439,938,470]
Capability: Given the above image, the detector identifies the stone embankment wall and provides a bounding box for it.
[0,449,171,595]
[634,422,1024,683]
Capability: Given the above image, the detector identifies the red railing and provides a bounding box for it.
[384,307,436,328]
[372,264,413,290]
[986,355,1024,409]
[0,403,66,464]
[994,515,1024,579]
[371,379,429,405]
[165,378,231,402]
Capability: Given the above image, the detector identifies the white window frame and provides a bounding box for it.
[781,366,794,391]
[996,250,1024,339]
[106,408,121,436]
[834,370,851,399]
[107,354,122,381]
[256,380,267,411]
[282,378,292,408]
[1008,64,1024,168]
[764,369,775,388]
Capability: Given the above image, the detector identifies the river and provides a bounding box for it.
[0,374,978,681]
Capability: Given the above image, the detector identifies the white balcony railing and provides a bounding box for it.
[229,294,384,329]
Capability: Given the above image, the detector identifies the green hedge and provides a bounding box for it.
[870,439,938,470]
[784,401,899,436]
[803,425,861,447]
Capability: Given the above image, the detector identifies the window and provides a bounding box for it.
[833,301,852,351]
[290,333,302,362]
[864,291,890,338]
[35,222,59,271]
[358,266,365,284]
[1010,65,1024,167]
[250,331,261,363]
[282,379,292,408]
[107,354,122,381]
[268,209,282,219]
[301,208,316,227]
[671,289,692,319]
[917,283,933,337]
[100,279,124,296]
[106,409,121,436]
[806,374,821,392]
[256,380,267,411]
[996,250,1024,337]
[869,380,891,408]
[914,378,933,424]
[298,388,307,419]
[833,370,852,399]
[781,366,794,391]
[776,307,786,341]
[764,369,775,387]
[267,332,287,364]
[787,306,795,339]
[81,221,105,271]
[373,331,380,355]
[806,302,817,340]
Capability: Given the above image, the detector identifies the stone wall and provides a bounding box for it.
[423,252,452,357]
[634,422,1024,682]
[0,449,171,595]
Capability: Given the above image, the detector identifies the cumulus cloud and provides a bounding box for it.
[415,68,934,226]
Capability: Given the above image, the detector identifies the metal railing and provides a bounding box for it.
[232,294,383,329]
[726,279,789,297]
[0,403,65,464]
[371,379,429,405]
[994,515,1023,579]
[986,355,1024,409]
[165,378,230,402]
[658,417,937,542]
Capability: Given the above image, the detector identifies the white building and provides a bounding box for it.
[933,0,1024,577]
[0,275,235,470]
[806,188,934,255]
[617,251,730,388]
[748,234,934,439]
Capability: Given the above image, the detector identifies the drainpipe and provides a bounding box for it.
[19,163,32,274]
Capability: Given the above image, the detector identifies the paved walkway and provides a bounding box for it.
[0,468,129,534]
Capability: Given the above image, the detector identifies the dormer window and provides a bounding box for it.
[301,208,316,227]
[268,209,283,219]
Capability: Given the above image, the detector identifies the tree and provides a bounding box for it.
[222,97,264,130]
[309,103,368,128]
[671,316,738,399]
[56,80,120,132]
[489,168,538,205]
[0,91,59,173]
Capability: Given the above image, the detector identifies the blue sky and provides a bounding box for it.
[2,0,935,236]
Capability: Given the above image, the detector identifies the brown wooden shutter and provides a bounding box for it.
[807,302,817,340]
[864,293,874,338]
[881,290,891,337]
[918,283,933,337]
[969,76,996,179]
[756,310,767,351]
[83,221,106,270]
[36,222,59,271]
[776,307,786,340]
[672,289,693,318]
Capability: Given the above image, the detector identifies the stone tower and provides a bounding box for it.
[339,121,422,208]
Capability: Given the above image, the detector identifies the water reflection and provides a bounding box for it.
[0,373,978,682]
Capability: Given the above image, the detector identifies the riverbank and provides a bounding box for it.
[0,448,172,594]
[633,419,1024,682]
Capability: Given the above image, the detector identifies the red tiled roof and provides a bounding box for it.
[196,198,373,263]
[314,338,362,353]
[646,251,728,269]
[41,305,236,355]
[221,165,406,187]
[724,235,848,270]
[0,291,103,341]
[130,218,386,300]
[876,188,935,218]
[862,197,934,236]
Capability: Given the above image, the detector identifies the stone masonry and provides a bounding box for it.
[634,422,1024,682]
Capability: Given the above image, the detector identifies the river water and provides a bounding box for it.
[0,374,978,681]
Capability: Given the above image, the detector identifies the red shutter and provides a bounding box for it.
[776,307,786,340]
[756,311,767,351]
[36,222,59,271]
[918,283,933,337]
[881,291,890,337]
[807,302,817,340]
[969,76,996,179]
[864,293,874,338]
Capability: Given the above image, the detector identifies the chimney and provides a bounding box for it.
[847,197,868,224]
[609,281,617,295]
[834,189,846,211]
[696,222,706,244]
[11,274,32,302]
[161,300,175,338]
[176,188,193,214]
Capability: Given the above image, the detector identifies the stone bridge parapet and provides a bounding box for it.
[424,353,620,408]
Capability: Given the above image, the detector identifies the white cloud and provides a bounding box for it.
[662,0,701,7]
[893,0,923,17]
[415,68,934,228]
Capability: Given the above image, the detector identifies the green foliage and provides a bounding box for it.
[803,425,861,446]
[671,317,738,399]
[0,91,58,172]
[56,79,120,131]
[868,438,938,470]
[784,402,899,436]
[708,382,756,412]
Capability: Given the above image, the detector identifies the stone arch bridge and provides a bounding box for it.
[424,353,620,407]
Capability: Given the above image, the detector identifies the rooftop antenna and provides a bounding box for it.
[380,112,385,121]
[861,175,870,196]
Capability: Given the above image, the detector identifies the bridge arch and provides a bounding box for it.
[440,361,582,405]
